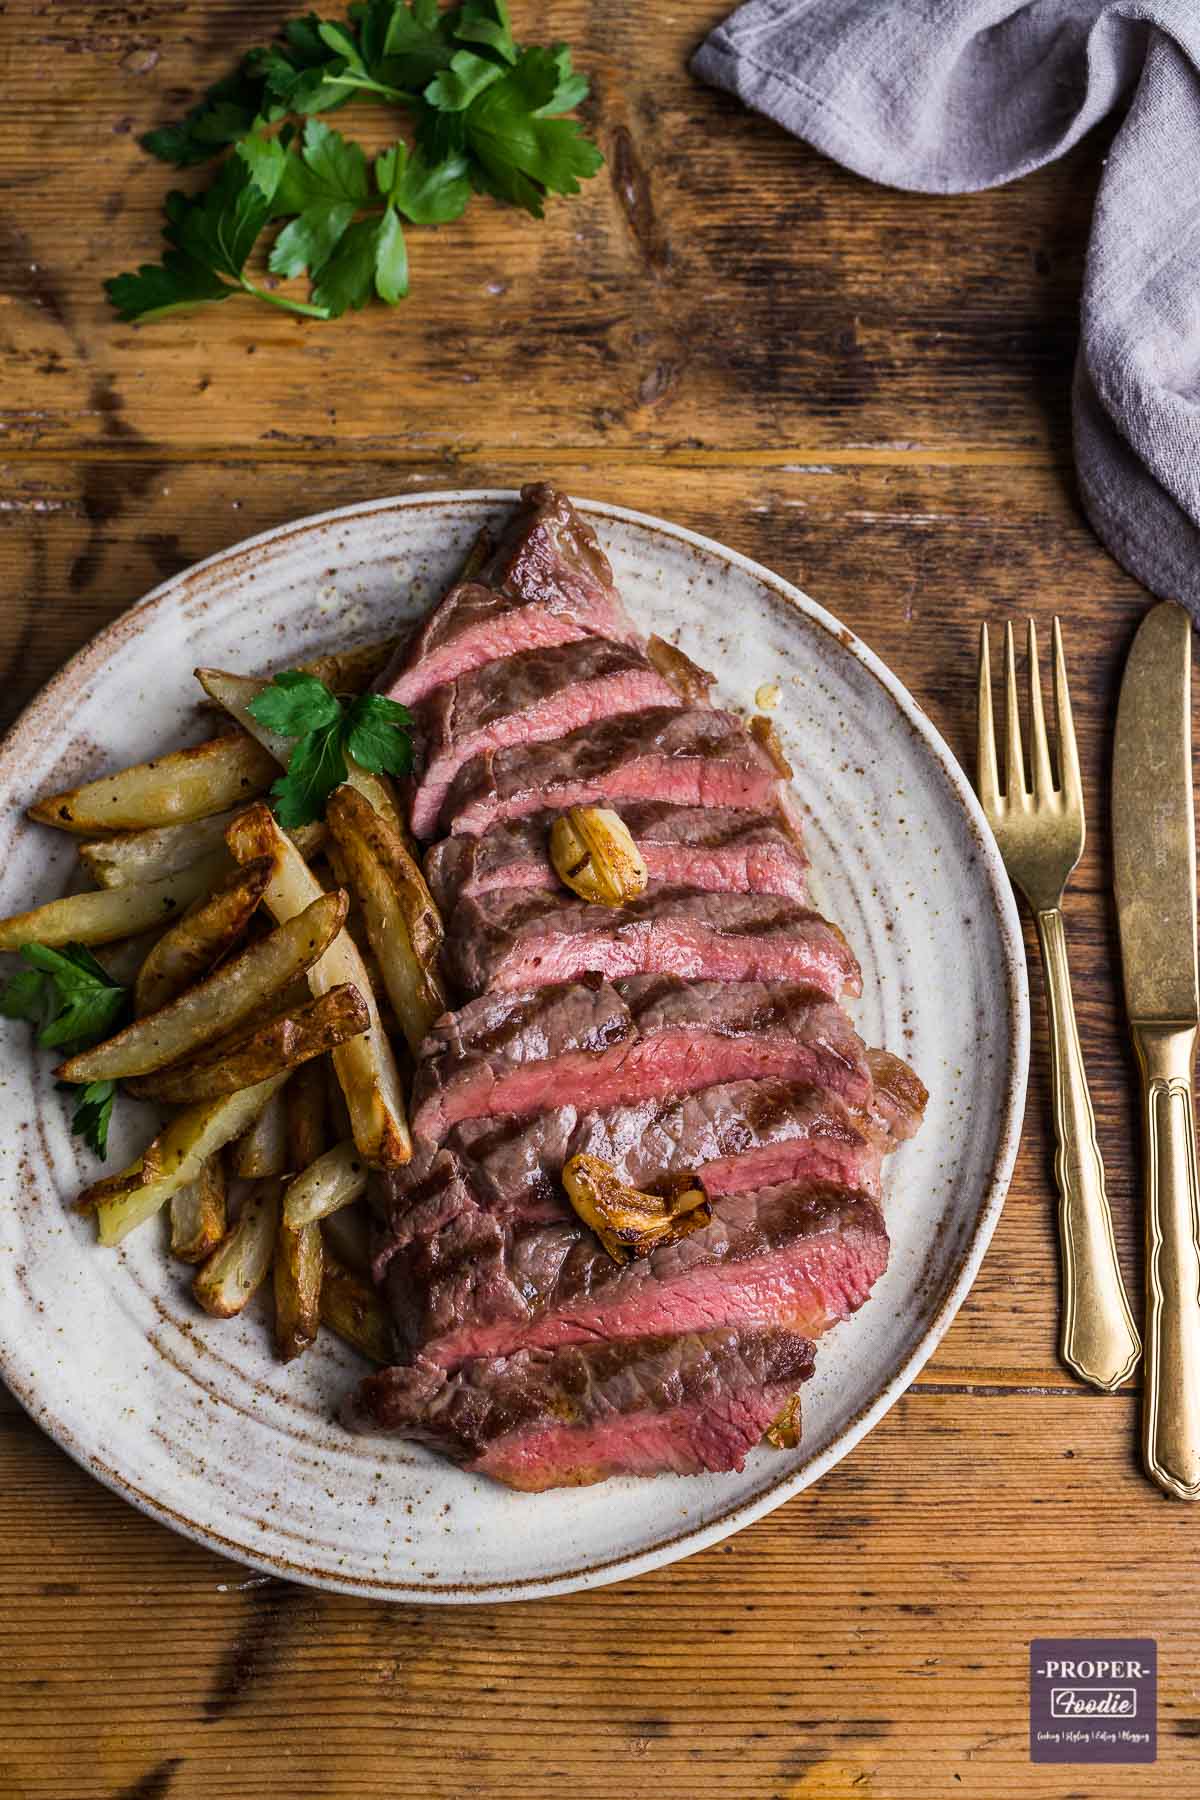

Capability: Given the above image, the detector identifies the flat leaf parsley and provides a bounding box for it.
[107,0,602,323]
[248,669,414,827]
[0,945,129,1157]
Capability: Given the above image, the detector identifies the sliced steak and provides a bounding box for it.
[382,1180,888,1367]
[382,1085,881,1247]
[408,640,677,839]
[444,706,783,837]
[346,1326,816,1488]
[865,1048,929,1143]
[444,885,862,999]
[425,804,808,911]
[381,484,637,706]
[411,976,867,1143]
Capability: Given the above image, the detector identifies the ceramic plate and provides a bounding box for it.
[0,491,1028,1602]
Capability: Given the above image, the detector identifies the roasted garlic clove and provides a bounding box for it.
[562,1153,711,1264]
[550,806,648,907]
[764,1393,803,1450]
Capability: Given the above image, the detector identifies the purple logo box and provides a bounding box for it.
[1030,1639,1156,1764]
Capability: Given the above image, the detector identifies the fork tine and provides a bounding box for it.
[1052,616,1082,809]
[976,623,1000,812]
[1003,621,1026,800]
[1026,619,1056,800]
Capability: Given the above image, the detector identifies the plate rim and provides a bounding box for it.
[0,488,1030,1602]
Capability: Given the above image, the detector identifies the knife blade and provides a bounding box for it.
[1113,599,1200,1499]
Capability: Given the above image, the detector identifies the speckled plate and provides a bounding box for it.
[0,491,1028,1602]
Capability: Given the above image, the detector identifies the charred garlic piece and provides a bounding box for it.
[562,1153,711,1264]
[549,806,648,907]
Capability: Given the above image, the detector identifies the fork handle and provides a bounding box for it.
[1036,907,1141,1391]
[1133,1023,1200,1499]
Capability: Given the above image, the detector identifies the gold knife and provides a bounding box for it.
[1113,600,1200,1500]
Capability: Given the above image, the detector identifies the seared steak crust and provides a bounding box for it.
[346,1326,816,1488]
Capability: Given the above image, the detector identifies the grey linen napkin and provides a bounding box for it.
[692,2,1200,614]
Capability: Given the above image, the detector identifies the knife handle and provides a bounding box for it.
[1036,908,1141,1390]
[1136,1023,1200,1500]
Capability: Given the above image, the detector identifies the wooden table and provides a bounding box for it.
[1,5,1195,1795]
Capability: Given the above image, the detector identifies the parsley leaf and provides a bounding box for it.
[72,1082,119,1160]
[460,45,602,218]
[270,722,350,827]
[377,141,470,223]
[251,670,414,825]
[108,135,334,323]
[0,944,130,1159]
[345,693,415,773]
[10,944,129,1052]
[248,667,342,735]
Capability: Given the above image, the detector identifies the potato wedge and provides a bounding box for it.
[274,1218,323,1361]
[80,814,324,892]
[28,732,277,834]
[286,1055,327,1172]
[125,984,369,1104]
[226,803,411,1167]
[298,637,401,696]
[85,1073,290,1244]
[319,1201,372,1279]
[170,1157,227,1263]
[193,1180,281,1319]
[79,811,239,890]
[326,784,446,1054]
[57,889,347,1083]
[283,1139,367,1230]
[0,853,228,953]
[195,667,403,834]
[319,1252,392,1364]
[133,855,274,1016]
[231,1086,290,1178]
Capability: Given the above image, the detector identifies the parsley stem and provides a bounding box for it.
[325,74,419,105]
[240,279,332,319]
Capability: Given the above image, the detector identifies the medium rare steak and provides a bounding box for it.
[380,1180,889,1368]
[408,639,678,839]
[443,706,784,837]
[444,885,862,999]
[410,976,868,1142]
[346,1326,816,1488]
[381,483,637,707]
[383,1083,882,1238]
[424,804,808,910]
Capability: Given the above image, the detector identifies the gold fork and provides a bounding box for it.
[977,619,1140,1391]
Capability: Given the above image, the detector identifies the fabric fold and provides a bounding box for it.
[693,1,1200,612]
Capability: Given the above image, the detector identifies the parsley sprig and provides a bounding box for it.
[248,670,414,827]
[0,945,129,1158]
[106,0,602,323]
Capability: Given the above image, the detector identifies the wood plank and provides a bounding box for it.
[0,454,1150,1384]
[0,1391,1189,1798]
[0,0,1103,456]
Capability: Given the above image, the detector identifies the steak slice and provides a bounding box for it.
[410,976,867,1143]
[345,1326,816,1488]
[865,1048,929,1143]
[444,706,783,837]
[444,884,862,999]
[408,640,677,839]
[425,804,809,911]
[381,483,637,706]
[383,1084,882,1242]
[382,1180,888,1367]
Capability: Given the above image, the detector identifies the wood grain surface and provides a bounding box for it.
[0,3,1190,1796]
